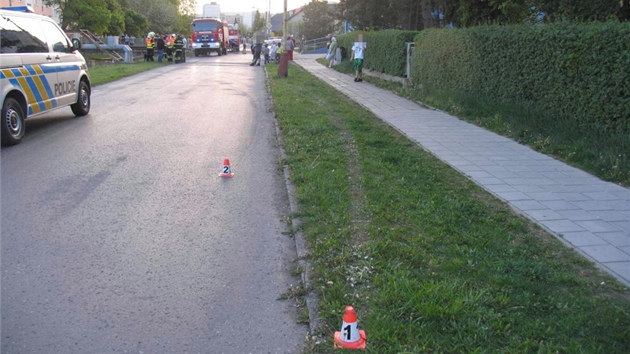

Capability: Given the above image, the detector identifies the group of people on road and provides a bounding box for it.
[249,36,291,66]
[145,32,187,64]
[144,29,364,82]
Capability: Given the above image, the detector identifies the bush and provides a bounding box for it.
[412,23,630,136]
[338,30,418,77]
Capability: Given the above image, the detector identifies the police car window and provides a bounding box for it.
[40,20,69,53]
[0,14,48,53]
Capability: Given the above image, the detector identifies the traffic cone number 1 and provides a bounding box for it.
[343,323,356,341]
[334,306,366,350]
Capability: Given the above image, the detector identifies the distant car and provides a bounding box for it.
[1,6,91,145]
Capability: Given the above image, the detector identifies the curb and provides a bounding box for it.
[263,65,322,335]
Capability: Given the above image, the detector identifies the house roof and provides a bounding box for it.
[269,6,305,31]
[270,13,283,31]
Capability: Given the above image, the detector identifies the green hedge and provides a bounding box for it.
[412,23,630,136]
[337,30,419,77]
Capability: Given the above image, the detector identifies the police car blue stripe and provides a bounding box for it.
[25,65,38,76]
[24,76,47,112]
[8,78,21,90]
[57,65,82,73]
[8,78,38,116]
[33,65,56,74]
[38,74,55,101]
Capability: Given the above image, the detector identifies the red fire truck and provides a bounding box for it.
[228,24,240,52]
[190,17,229,56]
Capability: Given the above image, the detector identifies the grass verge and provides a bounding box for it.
[268,62,630,353]
[324,58,630,187]
[88,61,164,86]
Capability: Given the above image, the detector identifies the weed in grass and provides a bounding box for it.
[293,266,304,277]
[279,284,310,326]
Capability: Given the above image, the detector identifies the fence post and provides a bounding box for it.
[405,42,415,84]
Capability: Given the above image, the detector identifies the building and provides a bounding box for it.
[202,2,220,18]
[0,0,58,22]
[269,6,304,36]
[223,12,243,26]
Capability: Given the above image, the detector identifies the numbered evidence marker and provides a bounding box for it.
[333,306,366,350]
[219,159,234,178]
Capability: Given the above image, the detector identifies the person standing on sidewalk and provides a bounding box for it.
[270,41,278,62]
[285,36,294,61]
[350,35,366,82]
[263,43,270,64]
[327,36,338,68]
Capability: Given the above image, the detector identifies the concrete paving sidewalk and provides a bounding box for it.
[291,53,630,287]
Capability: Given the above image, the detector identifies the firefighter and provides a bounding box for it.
[174,35,184,63]
[145,32,155,61]
[165,34,175,62]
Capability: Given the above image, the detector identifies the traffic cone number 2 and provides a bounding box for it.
[219,159,234,178]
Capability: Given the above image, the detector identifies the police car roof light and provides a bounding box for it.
[1,5,35,12]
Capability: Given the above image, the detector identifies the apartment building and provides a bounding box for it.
[0,0,59,22]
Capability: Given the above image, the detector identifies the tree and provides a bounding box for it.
[44,0,110,33]
[178,0,197,15]
[302,0,336,39]
[175,13,196,36]
[125,0,179,34]
[252,10,265,33]
[621,0,630,22]
[531,0,620,23]
[123,9,148,37]
[339,0,625,31]
[105,0,125,35]
[238,22,251,37]
[337,0,396,30]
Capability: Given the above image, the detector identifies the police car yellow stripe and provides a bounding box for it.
[31,65,44,75]
[32,75,54,110]
[1,68,16,79]
[1,64,58,115]
[18,76,46,114]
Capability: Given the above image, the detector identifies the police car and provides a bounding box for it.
[1,6,91,146]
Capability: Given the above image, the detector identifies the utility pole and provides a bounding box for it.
[278,0,288,77]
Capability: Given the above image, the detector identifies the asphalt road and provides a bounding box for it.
[1,52,307,353]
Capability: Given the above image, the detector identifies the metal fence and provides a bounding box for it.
[300,36,329,54]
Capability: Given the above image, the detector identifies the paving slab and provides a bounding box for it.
[292,54,630,287]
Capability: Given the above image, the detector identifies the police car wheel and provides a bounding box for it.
[1,97,25,146]
[71,80,90,116]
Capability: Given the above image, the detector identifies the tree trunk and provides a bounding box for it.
[421,0,433,28]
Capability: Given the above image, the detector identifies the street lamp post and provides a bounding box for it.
[267,0,271,38]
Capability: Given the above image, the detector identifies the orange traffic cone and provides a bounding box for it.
[333,306,367,350]
[219,158,234,178]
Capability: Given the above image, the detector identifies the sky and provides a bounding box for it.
[195,0,311,15]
